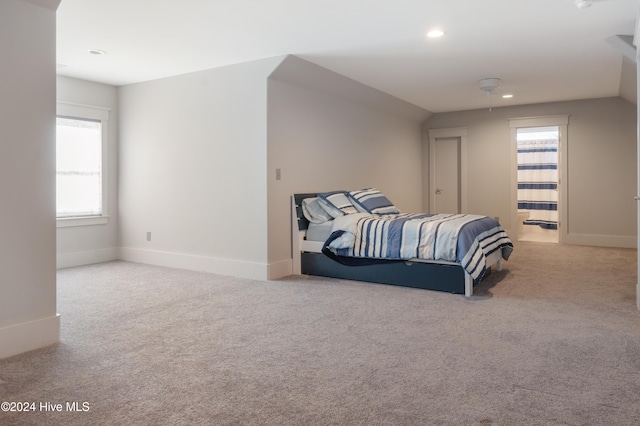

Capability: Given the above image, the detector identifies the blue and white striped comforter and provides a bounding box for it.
[325,213,513,282]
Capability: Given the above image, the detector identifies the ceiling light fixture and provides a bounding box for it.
[87,49,107,56]
[574,0,593,9]
[502,94,514,99]
[479,78,501,95]
[427,29,444,38]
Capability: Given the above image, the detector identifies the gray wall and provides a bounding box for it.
[620,56,637,106]
[425,97,637,247]
[0,0,59,359]
[267,57,430,275]
[117,55,430,280]
[117,57,283,279]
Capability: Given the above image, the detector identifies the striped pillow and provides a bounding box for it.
[317,191,358,217]
[348,188,399,215]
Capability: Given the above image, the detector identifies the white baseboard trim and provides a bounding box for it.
[0,314,60,359]
[268,259,293,280]
[563,233,637,249]
[57,248,118,269]
[118,247,269,281]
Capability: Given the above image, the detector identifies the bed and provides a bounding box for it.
[291,190,513,297]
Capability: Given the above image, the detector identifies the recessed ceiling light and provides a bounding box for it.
[502,94,514,99]
[575,0,593,9]
[87,49,107,56]
[427,29,445,38]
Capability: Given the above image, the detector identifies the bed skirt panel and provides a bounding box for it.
[301,252,466,294]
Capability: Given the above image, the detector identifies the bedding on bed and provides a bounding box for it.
[306,221,334,242]
[322,212,513,283]
[301,197,333,223]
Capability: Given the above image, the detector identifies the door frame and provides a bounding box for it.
[509,115,569,243]
[427,127,468,214]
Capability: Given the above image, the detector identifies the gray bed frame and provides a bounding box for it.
[291,193,503,296]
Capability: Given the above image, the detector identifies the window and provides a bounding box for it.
[56,117,102,217]
[56,102,110,227]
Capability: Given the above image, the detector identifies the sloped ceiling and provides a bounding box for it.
[56,0,638,113]
[23,0,61,11]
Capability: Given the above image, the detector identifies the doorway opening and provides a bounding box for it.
[516,126,559,243]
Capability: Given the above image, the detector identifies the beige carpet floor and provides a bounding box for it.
[1,241,639,425]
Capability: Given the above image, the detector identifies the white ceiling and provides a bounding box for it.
[56,0,639,113]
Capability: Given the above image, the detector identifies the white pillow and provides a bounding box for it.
[301,197,333,223]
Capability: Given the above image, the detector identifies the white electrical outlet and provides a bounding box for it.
[146,232,151,242]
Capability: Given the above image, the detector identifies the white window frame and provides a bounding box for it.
[56,102,110,228]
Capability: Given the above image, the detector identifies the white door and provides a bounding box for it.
[433,137,460,213]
